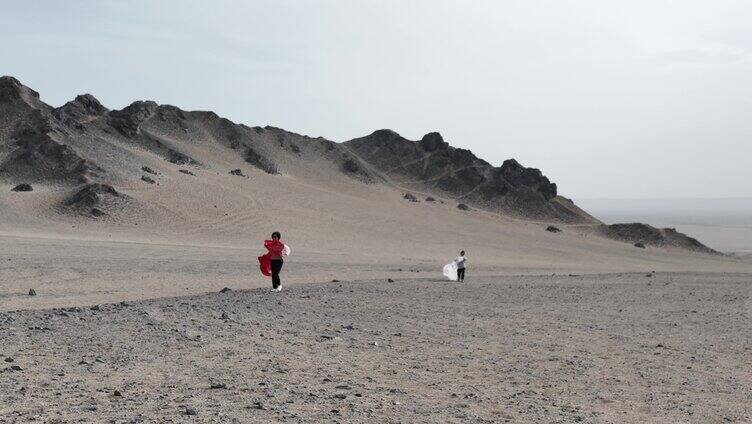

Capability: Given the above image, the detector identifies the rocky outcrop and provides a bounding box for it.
[108,101,157,137]
[62,183,128,217]
[54,94,108,126]
[344,130,588,223]
[598,223,719,254]
[65,183,120,208]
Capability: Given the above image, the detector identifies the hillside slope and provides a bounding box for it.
[0,76,723,258]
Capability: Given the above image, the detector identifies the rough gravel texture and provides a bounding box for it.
[1,273,750,423]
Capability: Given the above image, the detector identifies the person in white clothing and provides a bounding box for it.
[455,250,467,282]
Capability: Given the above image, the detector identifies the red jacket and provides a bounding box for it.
[258,239,284,276]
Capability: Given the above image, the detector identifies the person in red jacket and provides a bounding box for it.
[258,231,286,291]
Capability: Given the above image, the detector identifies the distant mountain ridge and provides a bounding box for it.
[0,75,593,223]
[0,76,718,253]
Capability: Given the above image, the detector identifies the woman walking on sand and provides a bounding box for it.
[258,231,289,292]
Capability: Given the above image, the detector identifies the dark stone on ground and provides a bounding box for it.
[141,175,155,184]
[229,169,245,177]
[219,287,232,293]
[425,196,435,202]
[546,225,561,233]
[634,242,646,249]
[90,208,105,217]
[403,193,418,202]
[141,166,156,175]
[457,203,470,211]
[179,169,195,176]
[11,183,33,192]
[28,289,36,296]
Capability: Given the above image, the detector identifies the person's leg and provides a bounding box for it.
[458,268,465,282]
[271,259,284,289]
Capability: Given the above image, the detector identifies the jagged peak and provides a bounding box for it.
[119,100,158,112]
[369,129,402,138]
[55,93,108,120]
[73,94,105,109]
[419,132,447,152]
[0,75,43,106]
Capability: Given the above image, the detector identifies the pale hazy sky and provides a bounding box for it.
[3,1,751,199]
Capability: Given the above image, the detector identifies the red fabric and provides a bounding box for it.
[258,252,271,276]
[264,239,285,257]
[258,239,284,276]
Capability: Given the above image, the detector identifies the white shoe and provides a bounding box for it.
[276,286,283,292]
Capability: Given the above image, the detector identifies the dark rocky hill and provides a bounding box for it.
[0,76,719,253]
[344,130,595,223]
[598,223,719,254]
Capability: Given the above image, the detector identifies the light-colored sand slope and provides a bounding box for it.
[1,273,750,423]
[2,209,751,312]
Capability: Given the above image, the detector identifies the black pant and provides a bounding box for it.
[271,259,284,288]
[457,267,465,281]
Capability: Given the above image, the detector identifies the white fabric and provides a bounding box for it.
[283,244,291,256]
[455,256,467,269]
[443,262,458,281]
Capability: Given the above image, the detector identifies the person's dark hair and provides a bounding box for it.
[272,231,281,239]
[460,250,465,255]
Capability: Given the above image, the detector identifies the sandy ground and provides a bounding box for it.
[1,272,750,423]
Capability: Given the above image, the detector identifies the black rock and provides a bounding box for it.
[425,196,435,202]
[331,279,340,283]
[179,169,195,176]
[341,158,360,173]
[113,390,122,397]
[11,183,32,192]
[245,147,278,174]
[141,175,155,184]
[634,242,646,249]
[387,278,394,283]
[10,365,22,371]
[28,289,36,296]
[184,406,198,416]
[90,208,105,217]
[141,166,157,175]
[210,382,227,389]
[4,357,13,363]
[65,183,119,208]
[546,225,561,233]
[457,203,470,211]
[219,287,232,293]
[403,193,418,202]
[229,169,245,177]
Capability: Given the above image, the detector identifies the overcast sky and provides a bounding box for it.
[3,1,751,199]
